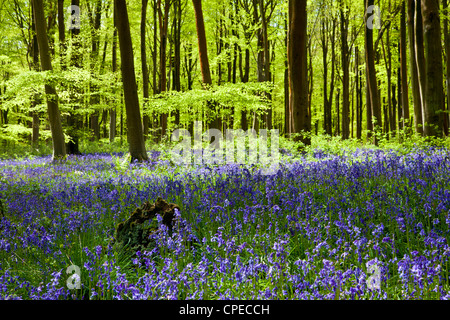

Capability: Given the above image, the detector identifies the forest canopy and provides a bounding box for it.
[0,0,449,159]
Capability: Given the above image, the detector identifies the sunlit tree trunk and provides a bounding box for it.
[32,0,66,160]
[442,0,450,136]
[31,1,40,147]
[340,1,350,140]
[422,0,444,137]
[115,0,148,161]
[141,0,150,139]
[414,0,426,132]
[365,0,382,144]
[408,0,423,134]
[110,2,118,143]
[288,0,311,146]
[158,0,170,139]
[400,0,410,130]
[193,0,219,129]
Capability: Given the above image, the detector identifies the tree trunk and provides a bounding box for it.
[335,89,340,136]
[355,46,362,139]
[158,0,170,139]
[414,0,426,131]
[32,0,66,159]
[110,3,118,143]
[66,0,82,155]
[90,0,102,142]
[110,2,118,143]
[365,0,382,144]
[173,0,182,126]
[407,0,423,134]
[400,0,410,131]
[57,0,66,70]
[422,0,444,137]
[443,0,450,136]
[141,0,150,139]
[31,1,41,147]
[340,2,350,140]
[115,0,148,161]
[288,0,310,146]
[397,66,403,132]
[193,0,218,130]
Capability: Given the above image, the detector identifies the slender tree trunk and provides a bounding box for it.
[158,0,170,139]
[151,0,159,137]
[288,0,310,146]
[110,2,118,143]
[365,0,382,144]
[33,0,66,159]
[415,0,426,131]
[400,0,410,131]
[443,0,450,136]
[115,0,148,161]
[335,89,340,136]
[284,14,289,135]
[340,2,350,139]
[173,0,182,126]
[193,0,218,130]
[386,20,393,136]
[408,0,423,134]
[355,46,362,139]
[31,2,40,147]
[422,0,444,137]
[109,3,118,142]
[392,81,397,135]
[66,0,82,154]
[89,0,102,142]
[321,19,328,135]
[398,66,403,131]
[141,0,150,139]
[57,0,66,70]
[192,0,212,86]
[366,68,373,135]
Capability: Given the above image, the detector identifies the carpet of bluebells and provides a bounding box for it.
[1,147,450,300]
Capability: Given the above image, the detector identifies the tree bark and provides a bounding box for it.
[340,2,350,139]
[422,0,444,137]
[32,0,66,159]
[57,0,66,70]
[443,0,450,136]
[288,0,310,146]
[158,0,170,138]
[115,0,148,161]
[355,46,362,139]
[414,0,426,131]
[365,0,382,144]
[407,0,423,134]
[141,0,150,139]
[110,2,118,143]
[193,0,219,130]
[400,0,410,130]
[31,1,41,147]
[173,0,182,126]
[89,0,102,142]
[110,3,118,143]
[66,0,82,154]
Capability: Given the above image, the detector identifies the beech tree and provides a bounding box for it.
[365,0,382,144]
[421,0,444,137]
[288,0,310,146]
[192,0,218,130]
[115,0,148,161]
[32,0,66,160]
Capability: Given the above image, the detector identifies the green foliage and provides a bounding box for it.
[146,81,274,124]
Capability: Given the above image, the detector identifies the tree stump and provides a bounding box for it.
[112,197,180,252]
